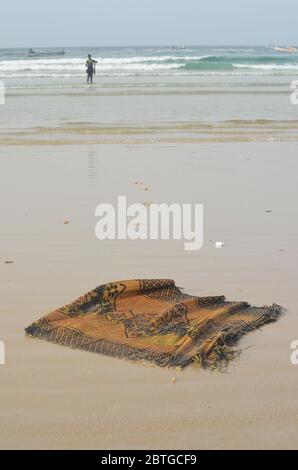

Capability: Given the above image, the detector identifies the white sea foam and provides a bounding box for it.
[233,63,298,70]
[2,71,292,79]
[1,53,298,79]
[96,55,212,64]
[0,55,212,73]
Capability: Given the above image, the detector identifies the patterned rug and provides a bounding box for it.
[25,279,282,370]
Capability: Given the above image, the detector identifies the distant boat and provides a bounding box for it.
[26,49,65,57]
[273,45,297,53]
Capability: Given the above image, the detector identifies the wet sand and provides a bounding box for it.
[0,141,298,449]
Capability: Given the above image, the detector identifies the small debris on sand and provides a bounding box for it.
[171,377,177,384]
[64,220,71,224]
[265,210,272,213]
[4,261,14,264]
[215,241,225,248]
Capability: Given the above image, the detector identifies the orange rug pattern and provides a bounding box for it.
[25,279,282,369]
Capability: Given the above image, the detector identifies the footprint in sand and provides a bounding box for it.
[133,181,150,191]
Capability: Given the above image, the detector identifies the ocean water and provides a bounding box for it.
[0,46,298,141]
[1,46,298,83]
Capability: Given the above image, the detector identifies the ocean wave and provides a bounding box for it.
[233,63,298,70]
[96,55,212,63]
[212,48,256,53]
[0,55,212,72]
[3,71,296,79]
[2,73,80,78]
[1,53,298,78]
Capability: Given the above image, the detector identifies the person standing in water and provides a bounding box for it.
[86,54,98,83]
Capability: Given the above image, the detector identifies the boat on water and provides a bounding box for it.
[273,45,297,53]
[26,48,65,57]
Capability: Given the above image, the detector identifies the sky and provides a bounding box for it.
[1,0,297,48]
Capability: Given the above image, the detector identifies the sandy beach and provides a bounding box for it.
[0,138,297,449]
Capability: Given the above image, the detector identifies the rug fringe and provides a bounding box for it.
[191,303,284,371]
[25,301,284,371]
[25,320,189,368]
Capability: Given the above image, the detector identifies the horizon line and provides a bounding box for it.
[0,44,285,50]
